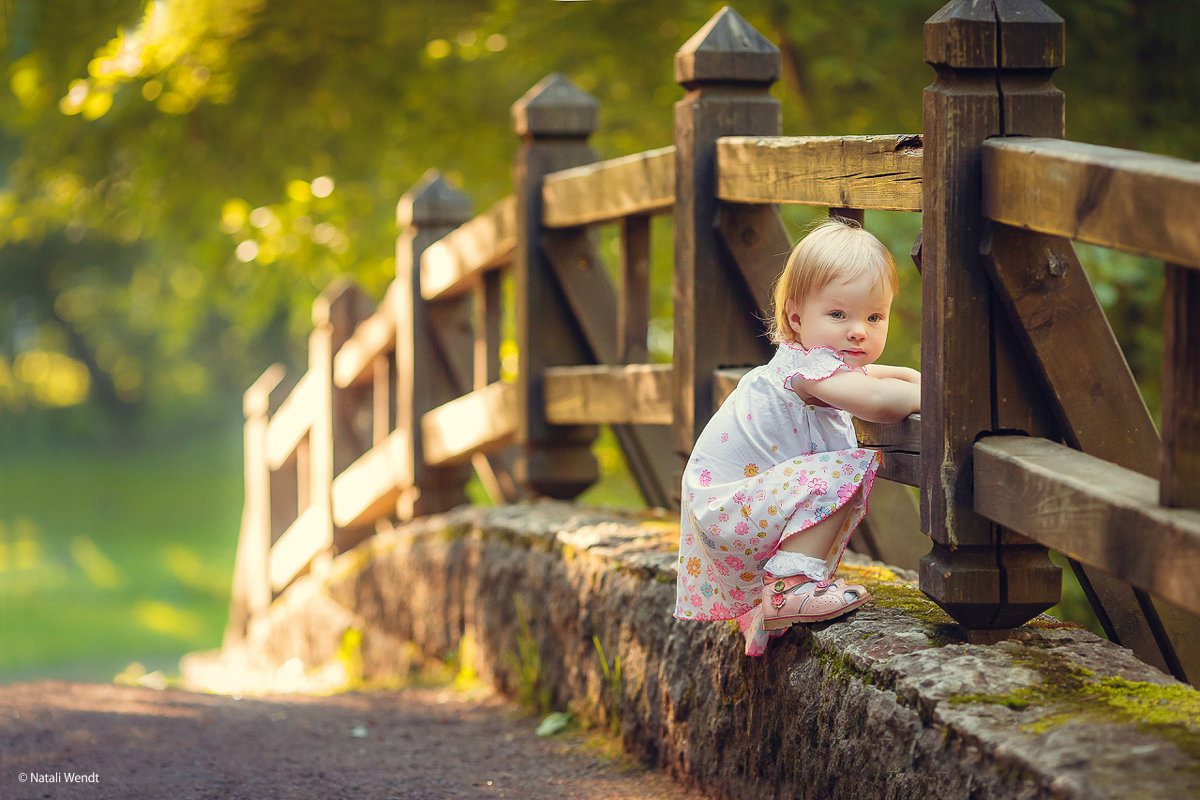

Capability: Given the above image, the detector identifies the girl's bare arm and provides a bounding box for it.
[795,370,920,423]
[864,364,921,385]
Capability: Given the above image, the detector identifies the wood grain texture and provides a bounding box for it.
[333,286,398,389]
[542,147,674,228]
[1162,264,1200,508]
[419,195,516,301]
[983,138,1200,270]
[268,506,328,592]
[672,9,780,459]
[331,429,413,528]
[266,371,317,470]
[975,436,1200,617]
[715,202,791,317]
[716,135,923,210]
[544,364,672,425]
[421,381,518,466]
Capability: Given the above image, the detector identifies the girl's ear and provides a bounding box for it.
[784,299,803,337]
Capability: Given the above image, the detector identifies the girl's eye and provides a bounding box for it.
[868,314,883,323]
[829,311,845,320]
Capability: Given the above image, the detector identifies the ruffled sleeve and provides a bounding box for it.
[772,343,863,392]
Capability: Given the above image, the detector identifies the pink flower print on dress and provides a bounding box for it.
[808,477,829,495]
[710,602,730,616]
[725,555,745,570]
[837,483,858,503]
[852,449,868,459]
[719,512,729,523]
[732,602,752,617]
[699,469,712,487]
[735,521,749,535]
[730,588,746,601]
[714,561,730,576]
[732,490,748,504]
[690,593,703,607]
[721,433,729,443]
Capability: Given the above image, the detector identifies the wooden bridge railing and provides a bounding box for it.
[225,1,1200,685]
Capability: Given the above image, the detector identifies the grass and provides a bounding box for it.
[0,424,244,684]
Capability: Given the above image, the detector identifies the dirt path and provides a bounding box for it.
[0,681,708,800]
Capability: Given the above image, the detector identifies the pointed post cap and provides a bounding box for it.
[924,0,998,69]
[675,6,780,88]
[512,73,598,138]
[397,170,473,230]
[996,0,1063,69]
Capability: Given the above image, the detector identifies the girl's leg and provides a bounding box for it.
[776,501,854,561]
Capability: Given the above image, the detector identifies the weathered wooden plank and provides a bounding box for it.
[544,364,672,426]
[715,202,790,316]
[975,436,1200,618]
[542,146,675,228]
[1162,264,1200,508]
[540,228,617,366]
[333,287,397,389]
[268,505,329,592]
[983,138,1200,270]
[421,380,518,466]
[619,215,651,364]
[331,429,413,529]
[854,414,922,453]
[419,195,517,301]
[981,223,1198,679]
[716,135,923,211]
[265,371,317,470]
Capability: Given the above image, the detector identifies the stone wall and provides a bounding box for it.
[183,502,1200,799]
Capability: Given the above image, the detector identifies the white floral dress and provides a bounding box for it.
[673,343,881,656]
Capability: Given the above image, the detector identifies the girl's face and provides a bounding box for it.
[785,272,893,369]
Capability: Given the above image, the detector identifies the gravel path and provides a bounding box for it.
[0,681,708,800]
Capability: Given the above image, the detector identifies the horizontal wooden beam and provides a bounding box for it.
[420,195,517,301]
[265,371,317,469]
[974,435,1200,617]
[268,506,329,592]
[717,135,923,211]
[983,138,1200,270]
[542,146,675,228]
[421,380,518,466]
[853,414,922,452]
[332,288,398,389]
[330,429,412,529]
[544,364,672,425]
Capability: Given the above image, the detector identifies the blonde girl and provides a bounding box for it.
[673,218,920,656]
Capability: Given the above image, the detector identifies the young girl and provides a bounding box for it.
[674,218,920,656]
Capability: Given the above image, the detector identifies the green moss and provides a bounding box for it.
[864,582,954,626]
[950,647,1200,761]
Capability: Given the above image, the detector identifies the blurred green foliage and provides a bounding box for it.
[1,0,1195,436]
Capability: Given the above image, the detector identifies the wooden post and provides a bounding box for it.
[396,171,474,516]
[1162,263,1200,509]
[919,0,1065,632]
[511,74,601,498]
[225,364,287,647]
[673,7,780,461]
[312,280,374,561]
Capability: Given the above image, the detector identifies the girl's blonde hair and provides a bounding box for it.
[767,217,899,344]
